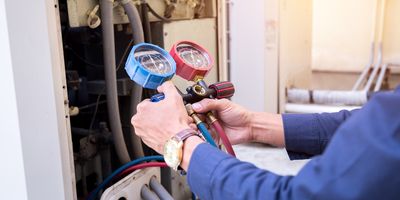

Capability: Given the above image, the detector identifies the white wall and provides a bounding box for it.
[0,1,28,199]
[3,0,76,199]
[229,0,267,112]
[229,0,312,113]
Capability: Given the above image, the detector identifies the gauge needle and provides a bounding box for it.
[190,49,196,64]
[148,54,159,73]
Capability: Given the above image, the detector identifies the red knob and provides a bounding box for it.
[209,81,235,99]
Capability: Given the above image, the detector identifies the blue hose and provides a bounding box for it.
[87,155,164,200]
[197,122,217,147]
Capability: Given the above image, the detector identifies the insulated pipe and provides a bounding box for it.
[364,0,387,92]
[121,0,145,158]
[374,63,390,92]
[374,63,400,92]
[101,0,131,163]
[285,103,361,114]
[141,185,161,200]
[352,0,379,91]
[287,89,368,106]
[149,177,174,200]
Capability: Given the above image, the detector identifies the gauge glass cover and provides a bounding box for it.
[176,44,210,69]
[134,47,172,75]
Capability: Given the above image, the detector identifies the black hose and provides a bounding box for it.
[140,2,152,43]
[145,3,171,22]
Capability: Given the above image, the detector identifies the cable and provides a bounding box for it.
[197,122,217,147]
[210,120,236,157]
[65,46,104,68]
[117,162,168,180]
[145,3,171,22]
[88,91,104,132]
[87,155,164,200]
[78,100,107,110]
[116,38,134,71]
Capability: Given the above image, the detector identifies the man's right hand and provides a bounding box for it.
[192,99,285,147]
[192,99,253,145]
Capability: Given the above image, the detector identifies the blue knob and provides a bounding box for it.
[150,93,165,102]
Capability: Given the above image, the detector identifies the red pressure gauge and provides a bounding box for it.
[170,41,214,81]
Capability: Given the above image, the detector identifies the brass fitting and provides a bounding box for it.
[186,104,202,125]
[191,114,202,125]
[185,104,195,116]
[206,112,217,123]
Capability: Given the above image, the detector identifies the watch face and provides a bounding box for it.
[163,138,182,169]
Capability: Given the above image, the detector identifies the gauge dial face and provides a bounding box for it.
[176,44,210,69]
[134,47,173,75]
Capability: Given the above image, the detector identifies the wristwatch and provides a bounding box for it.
[163,128,201,170]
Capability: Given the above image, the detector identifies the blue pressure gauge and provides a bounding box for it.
[125,43,176,89]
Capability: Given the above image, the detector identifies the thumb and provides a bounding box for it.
[157,81,179,98]
[192,98,230,113]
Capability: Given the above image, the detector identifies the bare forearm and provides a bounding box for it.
[249,112,285,147]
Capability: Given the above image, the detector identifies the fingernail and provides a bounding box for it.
[192,103,202,111]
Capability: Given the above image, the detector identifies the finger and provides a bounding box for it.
[189,123,197,130]
[136,99,151,112]
[197,113,207,122]
[157,81,179,98]
[187,116,194,124]
[192,98,230,113]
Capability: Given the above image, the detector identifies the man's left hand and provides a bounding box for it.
[131,81,193,154]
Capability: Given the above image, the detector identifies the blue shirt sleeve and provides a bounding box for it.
[187,91,400,200]
[283,109,357,159]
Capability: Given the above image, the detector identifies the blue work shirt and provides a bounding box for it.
[187,86,400,200]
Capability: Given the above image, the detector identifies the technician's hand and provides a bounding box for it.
[192,99,285,147]
[131,81,192,154]
[192,99,252,145]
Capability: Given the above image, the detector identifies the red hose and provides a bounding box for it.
[211,121,236,157]
[117,162,168,180]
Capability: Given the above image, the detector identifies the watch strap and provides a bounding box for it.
[174,128,199,142]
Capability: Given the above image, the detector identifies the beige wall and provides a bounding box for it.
[312,0,400,72]
[279,0,313,111]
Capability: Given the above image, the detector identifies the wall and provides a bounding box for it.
[312,0,400,72]
[4,0,76,199]
[228,0,312,113]
[229,0,268,112]
[0,0,28,199]
[279,0,313,112]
